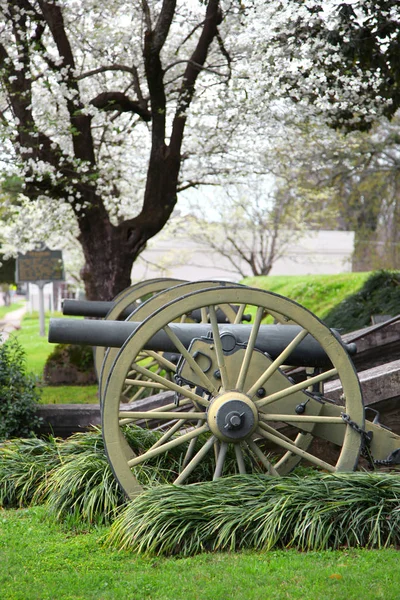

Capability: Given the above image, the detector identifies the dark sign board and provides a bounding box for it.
[16,248,64,283]
[0,255,16,284]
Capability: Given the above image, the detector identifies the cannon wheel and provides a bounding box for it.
[102,286,364,498]
[111,277,182,304]
[99,281,254,471]
[99,280,245,403]
[94,278,186,375]
[100,281,313,474]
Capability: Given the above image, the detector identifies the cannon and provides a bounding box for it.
[49,281,400,499]
[64,278,252,376]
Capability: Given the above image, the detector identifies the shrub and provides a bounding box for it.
[324,270,400,333]
[43,343,97,384]
[0,336,42,440]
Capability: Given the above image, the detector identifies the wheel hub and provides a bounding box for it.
[208,392,258,442]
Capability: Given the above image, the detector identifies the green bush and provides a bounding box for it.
[324,270,400,333]
[43,343,97,385]
[45,343,94,371]
[0,336,42,440]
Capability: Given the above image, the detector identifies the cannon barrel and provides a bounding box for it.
[62,299,251,323]
[49,318,356,368]
[62,299,133,319]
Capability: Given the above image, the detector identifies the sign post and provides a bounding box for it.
[16,246,64,337]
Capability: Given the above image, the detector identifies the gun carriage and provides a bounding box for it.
[49,280,400,499]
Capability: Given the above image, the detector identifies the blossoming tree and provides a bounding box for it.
[0,0,246,299]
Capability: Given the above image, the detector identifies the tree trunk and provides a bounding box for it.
[78,223,136,301]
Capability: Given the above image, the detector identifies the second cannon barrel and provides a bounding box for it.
[49,318,356,368]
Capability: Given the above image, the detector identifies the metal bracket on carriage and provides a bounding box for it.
[175,333,254,393]
[365,407,392,431]
[174,333,323,427]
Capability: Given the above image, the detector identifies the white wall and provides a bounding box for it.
[131,230,355,283]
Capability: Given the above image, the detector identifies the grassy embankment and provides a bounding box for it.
[242,272,371,319]
[1,506,399,600]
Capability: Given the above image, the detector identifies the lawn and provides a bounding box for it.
[38,384,99,404]
[13,311,99,404]
[1,506,399,600]
[15,310,63,376]
[0,300,26,319]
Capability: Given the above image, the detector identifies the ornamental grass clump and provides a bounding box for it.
[0,436,60,507]
[0,425,224,525]
[106,472,400,556]
[37,428,125,526]
[37,426,218,526]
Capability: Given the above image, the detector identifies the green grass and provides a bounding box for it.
[14,311,63,377]
[0,300,25,319]
[39,385,99,404]
[1,506,399,600]
[12,311,97,404]
[242,272,371,319]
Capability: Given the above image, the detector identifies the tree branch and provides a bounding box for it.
[170,0,222,153]
[90,92,151,121]
[153,0,177,52]
[76,64,139,80]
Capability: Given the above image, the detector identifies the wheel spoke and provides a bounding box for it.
[122,386,147,404]
[234,443,246,474]
[163,324,218,394]
[213,441,228,479]
[255,427,336,472]
[208,305,229,390]
[233,304,246,324]
[143,350,177,372]
[274,433,314,471]
[148,418,194,451]
[182,418,204,467]
[245,439,278,475]
[119,400,196,434]
[247,328,309,398]
[256,368,338,409]
[127,423,209,467]
[130,361,209,407]
[124,379,169,390]
[174,435,216,484]
[259,413,344,424]
[236,305,265,391]
[200,307,209,323]
[257,420,300,445]
[213,440,220,463]
[118,410,206,421]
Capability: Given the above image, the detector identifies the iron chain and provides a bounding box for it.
[341,412,399,467]
[341,412,375,469]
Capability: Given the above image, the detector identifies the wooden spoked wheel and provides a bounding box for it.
[102,286,364,498]
[99,281,247,469]
[94,278,186,375]
[99,280,245,403]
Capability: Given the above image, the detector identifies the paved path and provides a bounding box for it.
[0,306,27,342]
